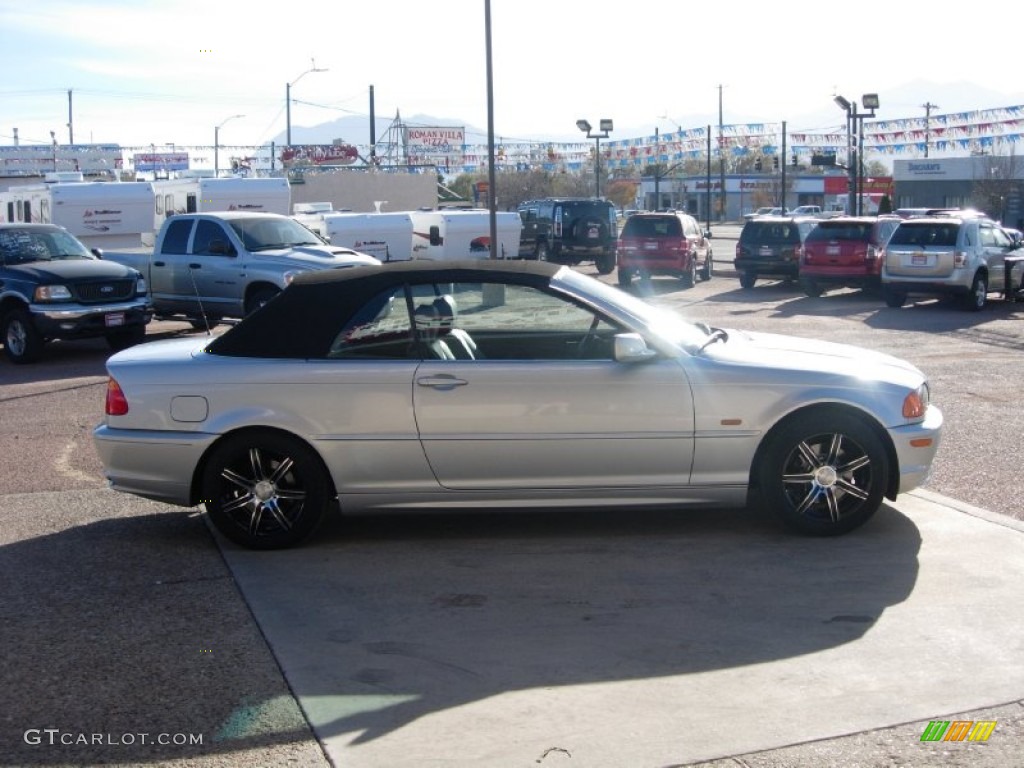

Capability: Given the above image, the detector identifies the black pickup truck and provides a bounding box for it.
[0,223,152,364]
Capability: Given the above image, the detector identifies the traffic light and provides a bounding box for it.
[792,154,798,168]
[773,156,779,170]
[755,157,762,171]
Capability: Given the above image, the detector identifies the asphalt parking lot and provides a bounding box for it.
[2,232,1023,767]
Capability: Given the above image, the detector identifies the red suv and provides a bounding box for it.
[616,212,713,288]
[799,216,900,297]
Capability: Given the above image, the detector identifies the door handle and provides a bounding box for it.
[417,374,468,390]
[153,261,165,267]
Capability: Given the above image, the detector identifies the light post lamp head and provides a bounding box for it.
[576,119,592,133]
[833,95,852,112]
[861,93,880,111]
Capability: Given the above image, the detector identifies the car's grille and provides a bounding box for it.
[72,279,136,303]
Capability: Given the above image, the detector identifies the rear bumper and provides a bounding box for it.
[733,257,798,276]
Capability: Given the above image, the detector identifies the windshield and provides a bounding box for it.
[228,217,324,251]
[0,228,94,264]
[554,268,708,350]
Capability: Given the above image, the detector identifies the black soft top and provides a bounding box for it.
[206,259,562,358]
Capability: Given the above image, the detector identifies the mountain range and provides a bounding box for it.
[279,80,1024,150]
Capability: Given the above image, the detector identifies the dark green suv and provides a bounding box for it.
[517,198,617,274]
[734,216,818,289]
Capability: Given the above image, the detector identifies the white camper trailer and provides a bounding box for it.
[0,181,157,249]
[318,212,415,262]
[154,177,292,218]
[409,209,522,260]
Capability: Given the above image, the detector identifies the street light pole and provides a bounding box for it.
[576,118,613,198]
[214,114,245,177]
[834,93,878,216]
[286,60,328,147]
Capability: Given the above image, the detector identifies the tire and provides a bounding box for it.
[617,267,634,288]
[739,272,757,289]
[245,287,280,316]
[535,241,550,262]
[701,251,713,281]
[681,256,697,288]
[595,252,615,275]
[2,308,44,364]
[962,272,988,311]
[800,278,823,298]
[756,410,888,536]
[883,288,906,308]
[106,324,147,352]
[200,430,332,550]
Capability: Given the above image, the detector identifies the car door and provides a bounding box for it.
[411,280,696,491]
[187,218,247,316]
[148,217,198,315]
[979,221,1011,286]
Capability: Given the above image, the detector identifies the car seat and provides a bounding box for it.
[415,295,478,360]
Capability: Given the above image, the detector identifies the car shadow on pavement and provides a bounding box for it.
[221,503,922,749]
[0,496,325,766]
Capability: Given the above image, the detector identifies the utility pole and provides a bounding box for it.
[921,102,939,158]
[67,89,74,145]
[718,84,725,221]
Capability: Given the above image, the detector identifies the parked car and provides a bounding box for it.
[615,211,713,288]
[0,223,152,364]
[790,205,823,217]
[799,216,901,297]
[880,211,1021,310]
[743,207,778,221]
[516,198,618,274]
[93,259,942,550]
[734,216,818,289]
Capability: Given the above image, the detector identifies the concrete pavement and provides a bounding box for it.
[216,489,1024,767]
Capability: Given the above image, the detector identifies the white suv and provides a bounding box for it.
[880,212,1019,310]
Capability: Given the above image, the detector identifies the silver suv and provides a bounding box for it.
[881,211,1020,310]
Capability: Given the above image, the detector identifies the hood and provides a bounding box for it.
[250,246,380,268]
[5,258,138,282]
[704,329,924,387]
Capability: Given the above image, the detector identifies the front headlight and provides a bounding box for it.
[282,270,306,286]
[136,277,148,295]
[902,382,930,419]
[33,285,73,302]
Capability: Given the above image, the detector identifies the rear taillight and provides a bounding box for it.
[866,245,879,261]
[953,250,967,268]
[106,377,129,416]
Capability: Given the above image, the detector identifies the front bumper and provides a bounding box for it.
[31,299,153,339]
[888,404,944,495]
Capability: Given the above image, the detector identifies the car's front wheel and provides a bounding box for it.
[756,410,888,536]
[200,430,332,549]
[883,288,906,308]
[739,272,757,289]
[800,278,823,298]
[245,287,280,316]
[681,256,697,288]
[617,267,634,288]
[2,308,44,364]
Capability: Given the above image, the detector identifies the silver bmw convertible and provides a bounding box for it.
[93,260,942,549]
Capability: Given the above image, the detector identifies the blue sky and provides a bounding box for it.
[3,0,1023,150]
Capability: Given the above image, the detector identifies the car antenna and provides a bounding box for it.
[186,263,213,336]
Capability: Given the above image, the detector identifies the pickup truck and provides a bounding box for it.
[102,211,379,328]
[1,223,151,364]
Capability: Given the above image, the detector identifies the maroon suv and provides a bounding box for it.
[799,216,901,297]
[616,212,713,288]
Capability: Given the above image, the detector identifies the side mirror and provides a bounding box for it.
[613,333,659,363]
[92,248,104,259]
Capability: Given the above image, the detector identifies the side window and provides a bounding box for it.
[962,224,975,247]
[159,218,193,254]
[192,220,230,255]
[328,287,413,359]
[406,281,622,361]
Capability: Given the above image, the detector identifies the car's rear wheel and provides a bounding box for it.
[681,256,697,288]
[2,308,44,364]
[962,272,988,311]
[756,410,888,536]
[800,278,823,298]
[595,252,615,275]
[617,267,634,288]
[883,288,906,308]
[534,241,549,262]
[701,251,713,281]
[739,272,757,289]
[201,430,332,549]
